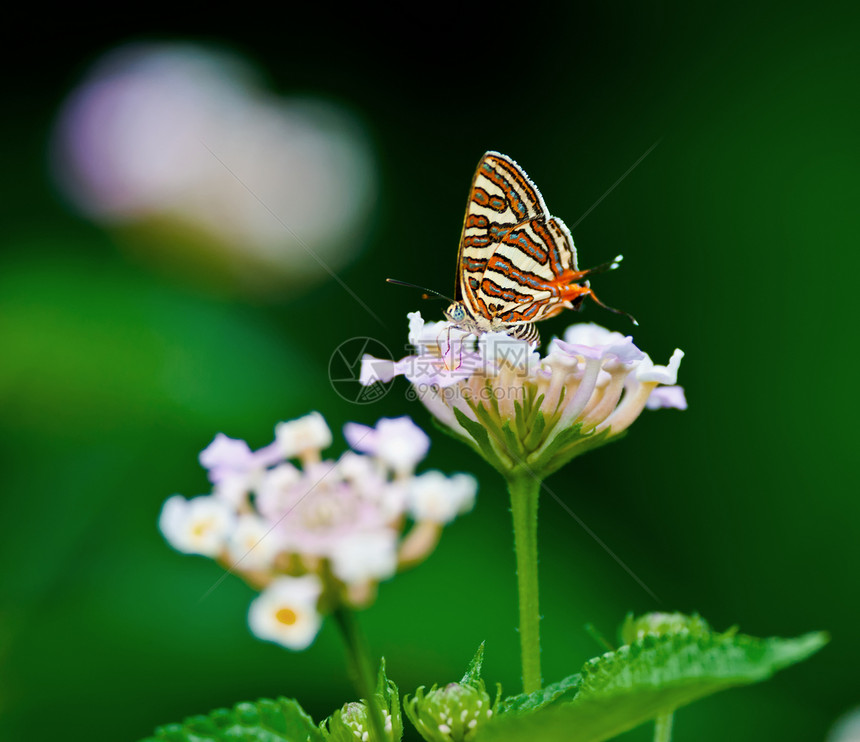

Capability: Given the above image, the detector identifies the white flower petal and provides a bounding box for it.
[637,348,684,384]
[409,471,477,524]
[646,385,688,410]
[159,495,235,557]
[561,322,627,348]
[479,332,541,372]
[450,474,478,514]
[248,575,323,650]
[275,411,332,458]
[255,462,303,520]
[376,417,430,472]
[347,417,430,474]
[360,355,397,385]
[343,422,375,451]
[212,472,252,508]
[407,311,426,347]
[330,530,398,584]
[199,433,255,482]
[226,514,283,570]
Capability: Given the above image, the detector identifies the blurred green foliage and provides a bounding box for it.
[1,4,858,740]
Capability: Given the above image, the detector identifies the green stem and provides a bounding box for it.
[654,711,674,742]
[507,471,542,693]
[333,607,387,742]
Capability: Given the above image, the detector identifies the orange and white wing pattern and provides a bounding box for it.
[456,152,588,331]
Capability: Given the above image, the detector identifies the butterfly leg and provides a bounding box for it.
[438,325,470,370]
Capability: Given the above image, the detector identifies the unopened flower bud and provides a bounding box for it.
[322,701,394,742]
[620,611,711,645]
[405,682,494,742]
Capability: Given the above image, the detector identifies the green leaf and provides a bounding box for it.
[524,392,545,431]
[535,428,619,479]
[431,416,480,452]
[462,642,486,686]
[522,409,547,453]
[513,399,528,441]
[526,422,584,470]
[451,406,512,470]
[142,697,323,742]
[479,630,827,742]
[497,673,581,716]
[376,656,391,697]
[501,420,525,459]
[376,658,404,741]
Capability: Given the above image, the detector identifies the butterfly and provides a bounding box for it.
[443,151,630,344]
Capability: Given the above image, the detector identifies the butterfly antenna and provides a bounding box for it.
[575,256,637,325]
[582,254,625,278]
[386,278,456,303]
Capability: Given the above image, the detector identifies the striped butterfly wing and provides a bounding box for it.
[456,152,580,329]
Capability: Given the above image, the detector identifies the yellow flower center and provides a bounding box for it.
[192,518,214,538]
[275,607,298,625]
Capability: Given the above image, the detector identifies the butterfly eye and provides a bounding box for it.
[446,303,465,322]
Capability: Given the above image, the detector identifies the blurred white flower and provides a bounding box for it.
[248,575,323,650]
[226,514,284,571]
[159,495,235,557]
[51,42,377,294]
[330,530,399,585]
[275,411,332,460]
[646,385,688,411]
[212,473,253,509]
[160,411,477,651]
[199,433,255,483]
[255,462,304,520]
[408,471,477,524]
[344,416,431,476]
[270,461,392,558]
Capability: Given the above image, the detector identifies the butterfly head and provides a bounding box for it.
[445,302,467,325]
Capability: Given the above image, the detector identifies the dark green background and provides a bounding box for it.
[2,4,858,740]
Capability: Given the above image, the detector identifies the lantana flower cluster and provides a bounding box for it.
[361,313,685,478]
[160,412,476,650]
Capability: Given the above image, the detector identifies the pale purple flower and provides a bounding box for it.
[160,411,477,650]
[594,349,686,434]
[646,385,688,411]
[199,433,256,483]
[269,462,394,557]
[51,43,377,294]
[255,463,303,522]
[359,313,686,475]
[360,312,485,390]
[560,322,628,348]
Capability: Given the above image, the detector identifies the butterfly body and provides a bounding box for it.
[447,152,622,344]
